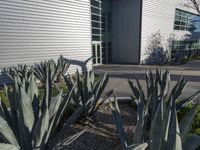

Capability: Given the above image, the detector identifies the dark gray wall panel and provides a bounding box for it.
[112,0,141,64]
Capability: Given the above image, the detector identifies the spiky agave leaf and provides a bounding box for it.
[32,59,65,84]
[117,69,199,150]
[0,143,19,150]
[57,55,70,76]
[133,91,146,144]
[149,102,164,150]
[109,96,128,148]
[0,116,19,147]
[182,135,200,150]
[32,107,49,149]
[176,91,200,111]
[127,143,148,150]
[64,70,110,120]
[52,84,76,130]
[20,87,35,132]
[179,104,197,141]
[52,128,87,150]
[45,91,63,144]
[166,100,183,150]
[28,72,39,103]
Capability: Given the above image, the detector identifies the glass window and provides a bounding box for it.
[92,29,100,34]
[92,15,100,21]
[172,41,200,51]
[174,9,200,32]
[92,22,100,28]
[91,0,100,7]
[91,0,102,42]
[91,7,100,15]
[91,0,113,63]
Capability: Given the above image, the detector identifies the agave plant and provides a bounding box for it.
[64,69,112,120]
[110,69,200,150]
[109,94,148,150]
[4,56,70,91]
[129,69,200,144]
[32,56,70,84]
[3,65,31,91]
[30,56,70,93]
[57,55,71,76]
[128,69,200,115]
[0,69,85,150]
[110,95,200,150]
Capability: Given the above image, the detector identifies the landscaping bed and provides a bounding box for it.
[0,57,200,150]
[49,103,137,150]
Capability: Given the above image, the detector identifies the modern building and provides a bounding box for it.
[0,0,200,82]
[92,0,200,64]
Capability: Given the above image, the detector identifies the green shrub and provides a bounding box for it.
[180,57,189,64]
[178,104,200,136]
[0,89,9,107]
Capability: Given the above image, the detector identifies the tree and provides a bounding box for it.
[185,0,200,13]
[145,31,169,64]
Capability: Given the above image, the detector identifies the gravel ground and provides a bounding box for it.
[49,102,137,150]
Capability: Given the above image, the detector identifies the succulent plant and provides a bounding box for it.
[110,95,200,150]
[110,69,200,150]
[32,56,70,84]
[0,69,85,150]
[64,70,112,120]
[4,65,31,91]
[128,69,200,138]
[4,56,70,92]
[109,96,148,150]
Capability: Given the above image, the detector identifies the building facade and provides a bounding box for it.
[0,0,200,83]
[0,0,92,83]
[141,0,200,64]
[91,0,200,64]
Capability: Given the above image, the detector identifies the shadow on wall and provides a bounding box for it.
[145,31,172,65]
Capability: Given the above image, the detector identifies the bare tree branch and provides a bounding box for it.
[190,0,200,13]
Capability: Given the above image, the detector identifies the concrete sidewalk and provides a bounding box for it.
[94,60,200,101]
[95,60,200,72]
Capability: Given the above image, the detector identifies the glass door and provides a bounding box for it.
[92,41,102,65]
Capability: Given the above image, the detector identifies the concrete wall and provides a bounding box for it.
[140,0,200,63]
[0,0,92,84]
[112,0,141,64]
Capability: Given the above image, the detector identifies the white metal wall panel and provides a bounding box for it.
[140,0,200,63]
[0,0,92,83]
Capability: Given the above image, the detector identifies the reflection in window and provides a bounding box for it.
[172,41,200,51]
[174,9,200,32]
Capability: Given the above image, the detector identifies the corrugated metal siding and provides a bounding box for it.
[140,0,200,63]
[112,0,141,64]
[0,0,92,83]
[141,0,176,63]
